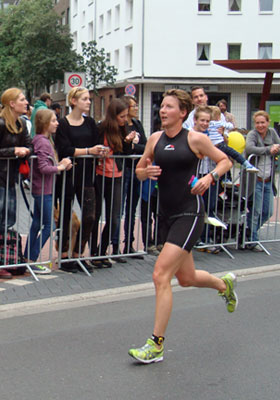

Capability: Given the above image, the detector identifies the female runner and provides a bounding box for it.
[128,89,238,364]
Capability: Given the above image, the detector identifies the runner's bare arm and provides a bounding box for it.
[136,131,163,181]
[188,130,232,195]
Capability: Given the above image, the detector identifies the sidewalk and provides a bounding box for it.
[1,240,279,307]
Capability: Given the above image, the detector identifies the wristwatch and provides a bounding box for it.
[210,171,219,183]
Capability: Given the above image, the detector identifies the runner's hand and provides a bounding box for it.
[146,158,162,181]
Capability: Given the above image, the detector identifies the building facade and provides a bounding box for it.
[70,0,280,134]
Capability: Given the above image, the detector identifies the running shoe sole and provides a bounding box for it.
[128,352,163,364]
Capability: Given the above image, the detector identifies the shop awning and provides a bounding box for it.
[214,59,280,110]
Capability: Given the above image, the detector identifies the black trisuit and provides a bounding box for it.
[154,128,205,252]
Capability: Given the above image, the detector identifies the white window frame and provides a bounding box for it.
[99,14,104,38]
[106,9,112,34]
[125,0,133,28]
[73,31,77,50]
[228,43,241,59]
[101,96,105,119]
[259,0,273,12]
[125,44,133,71]
[198,0,211,12]
[106,52,111,66]
[228,0,241,12]
[88,21,94,41]
[114,49,120,69]
[197,43,210,64]
[82,10,86,28]
[115,4,120,30]
[258,43,272,59]
[73,0,78,17]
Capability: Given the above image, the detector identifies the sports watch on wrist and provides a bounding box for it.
[210,171,219,183]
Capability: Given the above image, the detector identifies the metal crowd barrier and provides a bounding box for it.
[0,156,56,281]
[198,154,280,258]
[0,154,161,280]
[1,153,279,280]
[56,154,148,275]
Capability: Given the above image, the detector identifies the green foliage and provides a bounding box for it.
[0,0,82,100]
[81,41,118,94]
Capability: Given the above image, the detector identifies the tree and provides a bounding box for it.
[0,0,82,101]
[81,41,118,94]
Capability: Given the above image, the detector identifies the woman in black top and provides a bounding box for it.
[0,88,32,279]
[55,87,107,273]
[128,89,237,364]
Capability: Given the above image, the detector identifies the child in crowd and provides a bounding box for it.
[208,106,258,174]
[24,109,72,274]
[193,106,220,253]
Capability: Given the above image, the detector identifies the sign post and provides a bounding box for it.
[64,72,86,94]
[125,84,136,96]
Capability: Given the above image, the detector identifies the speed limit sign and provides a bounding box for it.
[64,72,86,93]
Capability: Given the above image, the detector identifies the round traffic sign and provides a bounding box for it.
[125,84,136,96]
[68,74,83,88]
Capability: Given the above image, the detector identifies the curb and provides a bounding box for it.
[0,263,280,316]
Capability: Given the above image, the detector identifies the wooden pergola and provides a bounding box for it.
[213,59,280,110]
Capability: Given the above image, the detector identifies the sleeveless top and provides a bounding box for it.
[154,128,204,218]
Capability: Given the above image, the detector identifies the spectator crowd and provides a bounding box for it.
[0,86,279,280]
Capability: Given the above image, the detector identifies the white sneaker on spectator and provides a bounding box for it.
[246,165,259,173]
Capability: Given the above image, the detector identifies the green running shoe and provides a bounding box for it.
[128,338,164,364]
[219,272,238,313]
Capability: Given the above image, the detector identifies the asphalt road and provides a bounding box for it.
[0,270,280,400]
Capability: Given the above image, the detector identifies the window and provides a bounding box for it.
[115,4,120,30]
[106,9,112,34]
[198,0,211,12]
[125,44,133,70]
[99,14,104,37]
[73,0,78,16]
[258,43,272,59]
[88,21,94,41]
[73,31,77,50]
[126,0,133,26]
[66,8,70,25]
[101,97,105,118]
[259,0,273,12]
[197,43,210,62]
[114,49,120,69]
[82,11,86,28]
[229,0,241,11]
[228,44,241,59]
[61,11,66,25]
[106,52,111,66]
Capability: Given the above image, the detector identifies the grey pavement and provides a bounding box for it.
[0,238,280,307]
[1,272,280,400]
[0,186,279,307]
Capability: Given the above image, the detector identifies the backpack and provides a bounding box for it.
[0,230,26,274]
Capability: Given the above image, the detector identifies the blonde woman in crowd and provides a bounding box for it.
[55,87,106,273]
